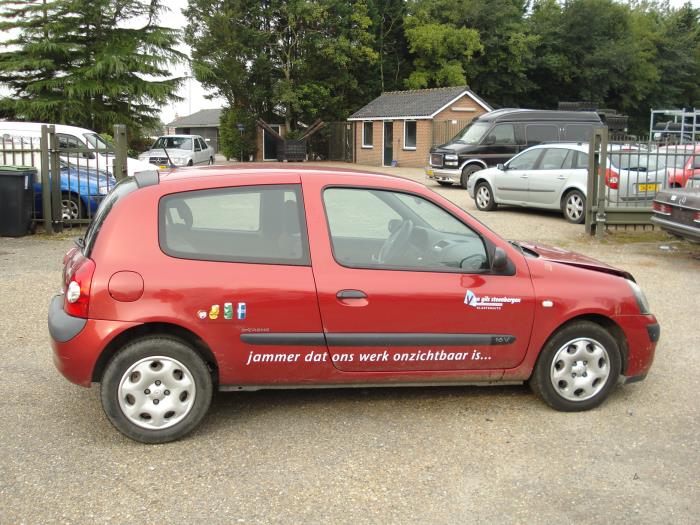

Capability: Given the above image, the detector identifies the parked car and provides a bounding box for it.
[651,186,700,243]
[426,109,603,188]
[0,122,154,177]
[466,143,589,223]
[34,161,116,220]
[467,144,667,222]
[139,135,214,168]
[657,144,700,188]
[49,167,659,443]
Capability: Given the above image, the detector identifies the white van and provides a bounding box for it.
[0,121,154,177]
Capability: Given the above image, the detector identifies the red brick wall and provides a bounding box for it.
[352,93,491,168]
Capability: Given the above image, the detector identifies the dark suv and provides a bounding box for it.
[426,109,603,188]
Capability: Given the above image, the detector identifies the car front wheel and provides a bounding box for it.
[474,181,497,211]
[562,190,585,224]
[460,165,482,189]
[101,337,213,443]
[529,321,621,411]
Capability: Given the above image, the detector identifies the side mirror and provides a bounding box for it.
[497,163,506,171]
[82,151,95,160]
[491,247,508,272]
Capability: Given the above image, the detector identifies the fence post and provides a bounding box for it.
[48,126,63,233]
[113,124,128,181]
[40,125,54,235]
[595,127,609,239]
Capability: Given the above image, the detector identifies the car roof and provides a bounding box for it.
[158,165,422,190]
[157,135,201,139]
[526,142,589,151]
[0,121,96,136]
[476,109,602,123]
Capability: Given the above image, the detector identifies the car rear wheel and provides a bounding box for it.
[562,190,585,224]
[529,321,621,411]
[101,337,213,443]
[61,193,84,220]
[460,165,482,189]
[437,181,453,187]
[208,157,214,165]
[474,181,497,211]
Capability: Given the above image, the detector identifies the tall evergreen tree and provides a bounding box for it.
[0,0,185,133]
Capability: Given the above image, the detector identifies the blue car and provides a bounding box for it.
[34,161,117,220]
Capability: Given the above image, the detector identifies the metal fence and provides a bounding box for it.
[0,124,128,233]
[432,119,472,146]
[585,127,699,235]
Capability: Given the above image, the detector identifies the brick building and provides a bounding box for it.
[348,86,492,168]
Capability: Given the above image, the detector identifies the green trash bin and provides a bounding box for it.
[0,165,36,237]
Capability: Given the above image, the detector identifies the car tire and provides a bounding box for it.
[474,181,497,211]
[187,159,194,166]
[529,321,621,412]
[61,193,84,220]
[100,337,213,443]
[562,190,585,224]
[460,164,482,189]
[437,181,453,187]
[209,157,214,165]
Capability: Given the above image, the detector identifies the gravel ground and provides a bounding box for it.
[1,162,699,524]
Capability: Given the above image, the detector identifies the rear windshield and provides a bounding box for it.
[83,178,138,256]
[609,153,663,171]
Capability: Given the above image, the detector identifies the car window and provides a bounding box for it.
[508,148,543,170]
[564,124,593,141]
[525,125,558,145]
[561,149,574,169]
[194,140,202,151]
[323,187,488,273]
[539,148,570,170]
[159,184,309,265]
[200,139,208,150]
[574,152,589,169]
[486,124,515,145]
[58,134,82,150]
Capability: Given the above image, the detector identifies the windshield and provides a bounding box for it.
[453,122,491,144]
[83,133,110,150]
[610,153,664,171]
[153,137,193,150]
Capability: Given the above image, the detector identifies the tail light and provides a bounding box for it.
[652,201,672,216]
[605,169,619,189]
[63,254,96,318]
[694,211,700,224]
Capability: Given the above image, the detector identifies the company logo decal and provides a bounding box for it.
[237,302,247,320]
[464,290,521,311]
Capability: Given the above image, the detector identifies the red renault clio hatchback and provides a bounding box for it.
[49,167,659,443]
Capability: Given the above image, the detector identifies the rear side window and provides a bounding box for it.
[564,124,593,141]
[538,148,570,170]
[574,152,589,169]
[525,125,558,145]
[159,184,310,265]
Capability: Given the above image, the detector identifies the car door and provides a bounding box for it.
[193,138,203,164]
[480,123,518,165]
[155,178,328,384]
[527,147,577,206]
[303,179,535,374]
[495,148,544,203]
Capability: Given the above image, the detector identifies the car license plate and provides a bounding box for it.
[637,183,659,192]
[159,165,167,170]
[426,169,434,177]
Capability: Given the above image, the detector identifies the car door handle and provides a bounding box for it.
[336,289,367,299]
[520,174,528,179]
[556,176,566,180]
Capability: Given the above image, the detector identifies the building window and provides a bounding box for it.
[362,121,373,148]
[404,121,417,150]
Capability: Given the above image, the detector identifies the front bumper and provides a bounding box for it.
[614,314,660,382]
[425,166,461,184]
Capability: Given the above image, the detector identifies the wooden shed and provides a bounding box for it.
[348,86,492,168]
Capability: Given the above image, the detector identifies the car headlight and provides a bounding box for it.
[626,279,651,314]
[172,157,186,165]
[98,186,110,196]
[445,154,458,166]
[445,154,458,160]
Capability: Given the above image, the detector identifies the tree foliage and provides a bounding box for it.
[219,106,257,161]
[0,0,185,134]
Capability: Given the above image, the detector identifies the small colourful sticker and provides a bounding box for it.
[209,304,220,320]
[237,302,246,320]
[197,310,207,320]
[224,302,233,320]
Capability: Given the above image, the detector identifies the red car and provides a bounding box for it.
[49,167,659,443]
[659,144,700,188]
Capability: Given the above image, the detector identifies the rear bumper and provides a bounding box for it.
[48,295,139,386]
[651,215,700,242]
[425,166,460,184]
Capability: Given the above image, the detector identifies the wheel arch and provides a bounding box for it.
[92,322,219,385]
[459,159,488,171]
[536,313,629,376]
[560,186,586,204]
